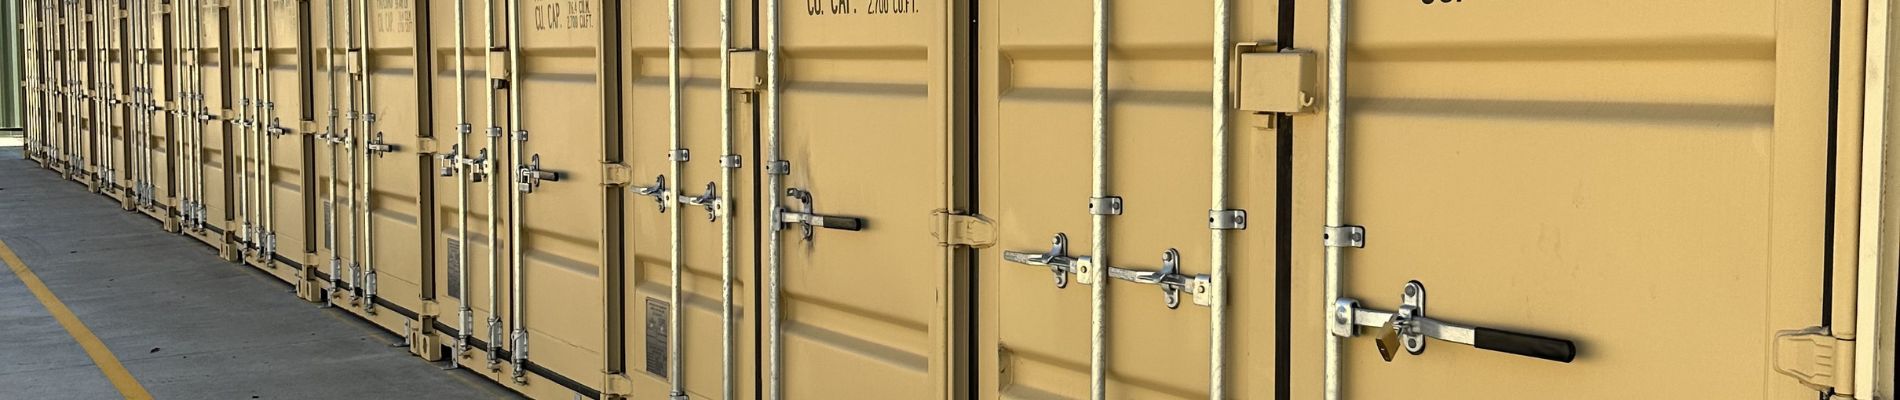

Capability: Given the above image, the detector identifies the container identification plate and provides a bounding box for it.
[645,298,669,378]
[445,238,460,299]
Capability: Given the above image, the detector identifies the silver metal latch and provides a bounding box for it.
[463,149,489,182]
[1002,233,1091,288]
[365,133,397,156]
[1107,248,1213,309]
[777,188,865,240]
[1332,281,1577,363]
[1323,225,1365,248]
[632,175,670,212]
[516,154,561,193]
[438,144,462,177]
[681,182,721,222]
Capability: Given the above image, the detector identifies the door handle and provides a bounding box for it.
[1002,233,1090,288]
[776,188,864,240]
[516,154,561,193]
[1002,234,1210,309]
[1333,281,1577,363]
[631,175,670,212]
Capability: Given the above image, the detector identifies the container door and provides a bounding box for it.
[147,2,177,223]
[106,5,129,204]
[180,0,224,243]
[617,0,760,397]
[309,0,347,288]
[202,2,234,236]
[767,2,968,398]
[1319,1,1830,398]
[977,0,1289,398]
[507,0,606,396]
[361,0,434,327]
[259,0,309,273]
[425,0,501,369]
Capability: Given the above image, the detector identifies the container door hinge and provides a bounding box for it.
[1772,326,1855,393]
[932,210,996,248]
[601,163,632,187]
[602,373,636,397]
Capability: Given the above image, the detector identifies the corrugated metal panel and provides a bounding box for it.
[9,0,1893,399]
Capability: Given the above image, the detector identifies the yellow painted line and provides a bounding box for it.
[0,238,155,400]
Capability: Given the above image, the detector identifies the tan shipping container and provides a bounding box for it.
[11,0,1897,399]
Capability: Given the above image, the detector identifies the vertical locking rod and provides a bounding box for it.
[1208,0,1232,397]
[232,0,249,246]
[764,0,784,396]
[505,0,528,381]
[718,0,738,395]
[357,0,379,313]
[1322,0,1350,398]
[264,0,280,258]
[1088,0,1110,397]
[325,0,346,306]
[452,0,474,363]
[665,0,686,395]
[483,0,506,371]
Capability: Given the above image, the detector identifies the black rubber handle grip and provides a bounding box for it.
[1474,327,1576,363]
[820,216,863,231]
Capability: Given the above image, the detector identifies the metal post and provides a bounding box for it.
[718,0,737,395]
[665,0,686,395]
[326,0,344,305]
[1088,0,1110,397]
[345,0,363,298]
[506,0,528,381]
[483,0,505,371]
[1322,0,1349,399]
[452,0,473,364]
[1208,0,1231,397]
[232,0,249,248]
[357,0,378,314]
[261,0,278,258]
[763,0,783,395]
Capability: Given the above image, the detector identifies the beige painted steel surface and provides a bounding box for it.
[506,0,607,394]
[359,0,434,328]
[976,0,1281,398]
[426,0,501,375]
[13,0,1900,399]
[764,1,969,398]
[142,0,177,226]
[198,0,237,250]
[618,0,761,397]
[1298,0,1838,398]
[260,0,308,269]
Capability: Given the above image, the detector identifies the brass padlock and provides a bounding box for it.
[1374,322,1402,362]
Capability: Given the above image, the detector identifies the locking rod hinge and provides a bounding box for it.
[1323,225,1365,248]
[932,210,996,248]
